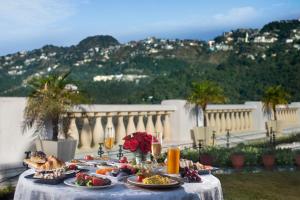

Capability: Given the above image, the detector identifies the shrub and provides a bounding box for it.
[276,149,294,166]
[241,146,260,167]
[0,185,14,200]
[181,148,199,162]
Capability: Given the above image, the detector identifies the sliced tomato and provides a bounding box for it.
[68,164,77,170]
[136,175,145,182]
[92,177,105,186]
[75,172,84,181]
[83,174,91,181]
[84,155,94,160]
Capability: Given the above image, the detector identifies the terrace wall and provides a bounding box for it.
[1,97,300,169]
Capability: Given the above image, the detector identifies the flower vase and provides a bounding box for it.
[134,149,150,164]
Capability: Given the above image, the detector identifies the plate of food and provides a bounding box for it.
[64,172,115,189]
[127,174,181,189]
[179,159,218,175]
[25,169,67,185]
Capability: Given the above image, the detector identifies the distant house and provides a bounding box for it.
[254,36,278,43]
[207,40,215,47]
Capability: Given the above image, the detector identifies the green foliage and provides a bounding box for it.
[187,81,226,110]
[181,133,300,167]
[262,85,290,120]
[0,185,14,199]
[240,145,261,166]
[23,72,90,140]
[181,149,199,162]
[187,81,226,126]
[276,149,294,166]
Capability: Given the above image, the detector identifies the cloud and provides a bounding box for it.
[212,6,259,26]
[0,0,76,40]
[118,6,260,37]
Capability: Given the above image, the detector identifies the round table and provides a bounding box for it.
[14,169,223,200]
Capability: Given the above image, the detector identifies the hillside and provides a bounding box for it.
[0,19,300,103]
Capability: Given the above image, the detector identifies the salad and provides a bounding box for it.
[75,173,111,187]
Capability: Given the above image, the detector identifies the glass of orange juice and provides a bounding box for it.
[104,127,115,157]
[167,145,180,174]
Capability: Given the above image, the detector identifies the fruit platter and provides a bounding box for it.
[64,172,115,189]
[180,159,218,175]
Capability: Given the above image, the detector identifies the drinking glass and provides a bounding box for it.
[151,132,162,164]
[104,127,115,157]
[167,145,180,174]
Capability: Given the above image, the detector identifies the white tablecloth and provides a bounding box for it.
[14,169,223,200]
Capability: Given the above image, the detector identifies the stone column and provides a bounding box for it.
[240,111,245,131]
[226,111,231,131]
[136,112,146,132]
[146,112,155,135]
[230,111,236,132]
[221,111,226,134]
[80,113,93,150]
[155,111,164,135]
[92,112,105,148]
[163,112,172,141]
[116,112,126,145]
[235,111,241,132]
[67,114,79,146]
[215,112,221,134]
[126,112,137,135]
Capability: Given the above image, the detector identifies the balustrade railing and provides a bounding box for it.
[59,105,176,153]
[276,107,299,127]
[206,105,254,135]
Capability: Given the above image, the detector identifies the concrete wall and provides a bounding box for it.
[0,97,35,167]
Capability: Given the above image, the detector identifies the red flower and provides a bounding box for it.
[123,138,139,152]
[123,132,154,154]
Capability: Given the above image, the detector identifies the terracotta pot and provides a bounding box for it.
[295,154,300,167]
[230,154,245,169]
[262,154,275,169]
[199,154,214,166]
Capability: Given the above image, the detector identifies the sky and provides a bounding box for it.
[0,0,300,55]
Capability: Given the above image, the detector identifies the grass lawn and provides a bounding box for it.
[216,171,300,200]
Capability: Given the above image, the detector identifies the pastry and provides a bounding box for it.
[30,151,47,164]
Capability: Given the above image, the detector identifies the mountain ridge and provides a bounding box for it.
[0,18,300,104]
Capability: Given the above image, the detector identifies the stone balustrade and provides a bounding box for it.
[205,105,255,135]
[59,105,176,153]
[276,107,299,127]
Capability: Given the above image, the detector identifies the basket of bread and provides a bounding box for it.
[24,151,65,172]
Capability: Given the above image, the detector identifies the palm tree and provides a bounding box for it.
[187,81,226,127]
[23,72,90,140]
[262,85,290,120]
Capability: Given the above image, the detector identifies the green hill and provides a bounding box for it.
[0,19,300,104]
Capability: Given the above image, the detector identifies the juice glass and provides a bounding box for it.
[167,146,180,174]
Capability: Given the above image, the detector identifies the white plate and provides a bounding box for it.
[64,177,116,189]
[127,176,180,189]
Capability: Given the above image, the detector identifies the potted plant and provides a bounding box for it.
[123,132,153,164]
[23,72,89,161]
[230,148,245,169]
[276,148,294,167]
[187,81,226,146]
[199,147,214,166]
[262,148,276,170]
[262,85,290,135]
[294,150,300,167]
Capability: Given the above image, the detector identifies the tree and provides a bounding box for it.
[187,81,226,127]
[23,72,90,140]
[262,85,290,120]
